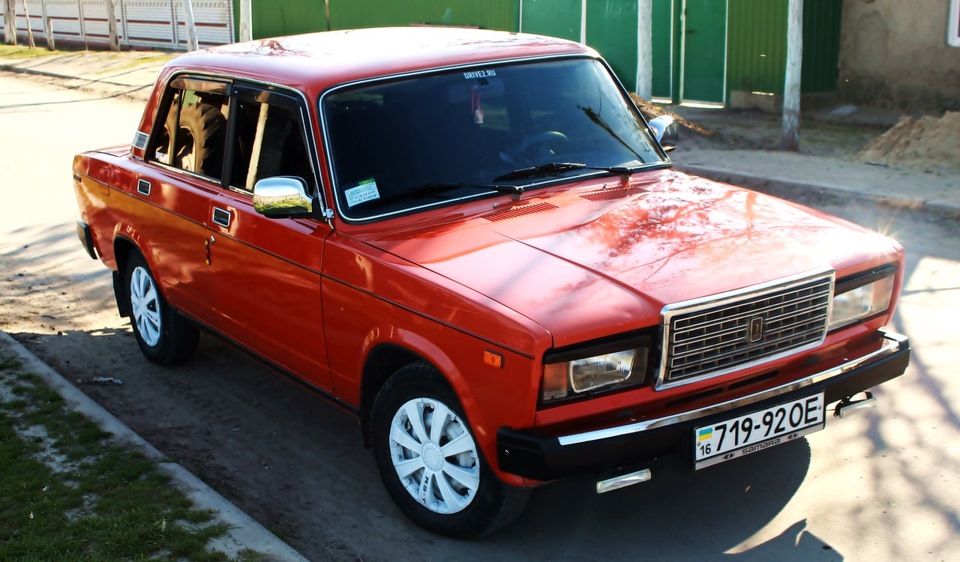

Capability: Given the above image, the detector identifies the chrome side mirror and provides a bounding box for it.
[648,115,679,152]
[253,176,314,218]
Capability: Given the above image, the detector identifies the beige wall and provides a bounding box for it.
[840,0,960,111]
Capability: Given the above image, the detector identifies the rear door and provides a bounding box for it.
[140,77,231,326]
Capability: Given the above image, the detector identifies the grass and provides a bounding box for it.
[0,45,69,59]
[0,354,250,561]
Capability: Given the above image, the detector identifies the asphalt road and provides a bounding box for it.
[1,73,959,562]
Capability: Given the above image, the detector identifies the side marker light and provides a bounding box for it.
[483,351,503,369]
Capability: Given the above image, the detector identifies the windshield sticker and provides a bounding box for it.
[345,178,381,207]
[463,69,496,80]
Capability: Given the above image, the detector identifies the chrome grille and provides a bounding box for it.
[660,270,834,388]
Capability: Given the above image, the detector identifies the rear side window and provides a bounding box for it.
[148,78,229,180]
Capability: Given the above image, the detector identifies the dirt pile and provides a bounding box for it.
[857,112,960,173]
[631,94,713,136]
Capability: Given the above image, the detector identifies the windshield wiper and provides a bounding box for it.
[392,182,523,202]
[493,162,638,183]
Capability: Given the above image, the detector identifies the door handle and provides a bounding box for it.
[212,207,232,228]
[137,179,152,196]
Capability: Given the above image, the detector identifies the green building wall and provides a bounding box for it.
[235,0,518,39]
[232,0,841,104]
[727,0,842,97]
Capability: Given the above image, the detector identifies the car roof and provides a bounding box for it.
[165,27,595,96]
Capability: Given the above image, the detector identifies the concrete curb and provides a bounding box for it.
[675,164,960,222]
[0,331,309,562]
[0,62,107,83]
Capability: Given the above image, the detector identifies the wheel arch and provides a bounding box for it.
[355,324,520,474]
[359,333,477,449]
[360,343,434,447]
[112,236,141,318]
[112,235,169,319]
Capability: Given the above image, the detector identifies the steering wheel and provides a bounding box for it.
[500,130,570,166]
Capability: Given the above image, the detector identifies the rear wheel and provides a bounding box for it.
[124,252,199,365]
[371,362,530,538]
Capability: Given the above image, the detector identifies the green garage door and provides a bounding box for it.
[586,0,639,92]
[652,0,676,100]
[682,0,726,104]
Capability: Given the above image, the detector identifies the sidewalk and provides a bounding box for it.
[671,148,960,221]
[0,48,173,101]
[2,46,957,220]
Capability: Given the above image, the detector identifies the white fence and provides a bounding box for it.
[1,0,235,50]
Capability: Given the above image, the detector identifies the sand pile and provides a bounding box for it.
[857,112,960,173]
[631,94,713,136]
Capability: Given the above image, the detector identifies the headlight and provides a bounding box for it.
[542,347,649,404]
[829,274,895,330]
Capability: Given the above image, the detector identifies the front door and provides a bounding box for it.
[681,0,727,104]
[206,84,333,391]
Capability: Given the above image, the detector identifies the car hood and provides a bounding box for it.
[359,170,901,347]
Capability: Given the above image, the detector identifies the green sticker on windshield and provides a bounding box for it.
[345,178,380,207]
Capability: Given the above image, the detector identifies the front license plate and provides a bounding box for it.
[694,393,825,470]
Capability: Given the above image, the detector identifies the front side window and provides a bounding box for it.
[229,87,316,193]
[322,57,666,221]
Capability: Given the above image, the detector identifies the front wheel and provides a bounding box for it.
[124,252,199,365]
[371,362,530,538]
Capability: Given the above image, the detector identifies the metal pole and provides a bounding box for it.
[580,0,587,44]
[40,0,54,50]
[636,0,653,99]
[104,0,119,50]
[239,0,252,42]
[3,0,16,45]
[781,0,803,151]
[21,0,34,48]
[78,0,87,49]
[183,0,198,50]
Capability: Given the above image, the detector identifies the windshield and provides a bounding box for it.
[322,57,667,221]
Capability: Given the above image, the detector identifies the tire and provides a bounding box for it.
[371,362,531,538]
[124,252,199,366]
[167,102,225,176]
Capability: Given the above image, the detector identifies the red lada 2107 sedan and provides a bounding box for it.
[73,28,910,537]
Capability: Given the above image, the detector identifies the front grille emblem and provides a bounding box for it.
[747,316,765,343]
